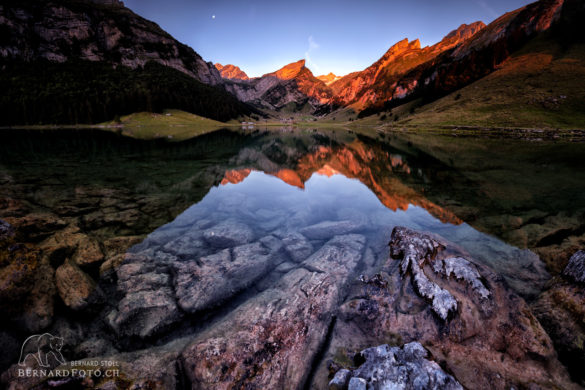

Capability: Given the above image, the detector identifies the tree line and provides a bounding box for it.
[0,60,257,125]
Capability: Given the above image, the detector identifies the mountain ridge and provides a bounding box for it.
[219,20,490,113]
[316,73,342,85]
[0,0,258,124]
[0,0,580,127]
[0,0,223,85]
[215,63,249,80]
[222,59,333,111]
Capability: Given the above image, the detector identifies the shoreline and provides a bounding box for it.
[2,122,585,142]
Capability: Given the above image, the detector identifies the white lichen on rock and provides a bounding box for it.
[434,256,491,300]
[389,226,458,321]
[330,342,463,390]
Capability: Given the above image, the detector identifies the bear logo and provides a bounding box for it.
[18,333,66,368]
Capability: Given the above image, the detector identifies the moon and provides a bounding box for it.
[212,15,216,19]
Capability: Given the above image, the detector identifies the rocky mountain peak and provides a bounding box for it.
[317,72,342,85]
[384,38,421,57]
[270,59,306,80]
[430,21,486,55]
[214,63,249,80]
[444,21,486,41]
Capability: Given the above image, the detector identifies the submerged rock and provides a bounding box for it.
[533,249,585,384]
[300,220,364,240]
[330,342,463,390]
[73,235,104,266]
[162,228,209,259]
[279,231,314,262]
[55,260,103,310]
[532,281,585,385]
[109,288,182,339]
[181,234,366,389]
[202,220,254,248]
[0,220,13,240]
[4,213,67,242]
[174,235,285,313]
[0,225,55,332]
[110,228,286,337]
[109,254,182,338]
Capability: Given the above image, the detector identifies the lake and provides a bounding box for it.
[1,128,584,388]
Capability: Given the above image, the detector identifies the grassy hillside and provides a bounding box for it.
[0,60,256,126]
[103,110,231,140]
[380,37,585,130]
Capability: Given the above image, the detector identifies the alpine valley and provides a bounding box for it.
[1,0,584,128]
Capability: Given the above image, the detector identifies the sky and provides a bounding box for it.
[124,0,535,78]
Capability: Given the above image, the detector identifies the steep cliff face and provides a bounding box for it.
[0,0,222,85]
[331,22,486,108]
[0,0,262,125]
[215,63,249,80]
[224,60,333,111]
[225,0,566,116]
[360,0,566,114]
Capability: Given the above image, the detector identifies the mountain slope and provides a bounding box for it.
[316,73,342,85]
[330,22,486,109]
[223,60,333,111]
[215,63,249,80]
[0,0,256,125]
[0,0,222,84]
[387,35,585,129]
[220,21,486,115]
[0,60,255,125]
[355,0,566,117]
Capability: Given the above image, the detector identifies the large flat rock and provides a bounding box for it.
[174,235,285,313]
[181,234,366,389]
[300,220,364,240]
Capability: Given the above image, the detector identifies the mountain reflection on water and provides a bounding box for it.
[141,168,547,299]
[0,127,584,297]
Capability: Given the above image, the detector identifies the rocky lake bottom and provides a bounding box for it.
[0,128,584,389]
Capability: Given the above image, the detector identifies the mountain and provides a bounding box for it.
[0,0,255,125]
[330,22,486,109]
[218,21,488,114]
[316,73,342,85]
[226,0,573,122]
[223,60,333,111]
[0,0,222,85]
[355,0,567,117]
[1,0,579,126]
[215,63,249,80]
[387,30,585,129]
[218,137,463,225]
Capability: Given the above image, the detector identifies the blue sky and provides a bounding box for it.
[124,0,534,78]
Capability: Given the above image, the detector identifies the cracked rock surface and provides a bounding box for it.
[312,226,577,390]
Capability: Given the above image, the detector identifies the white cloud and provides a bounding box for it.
[305,35,321,73]
[475,0,498,18]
